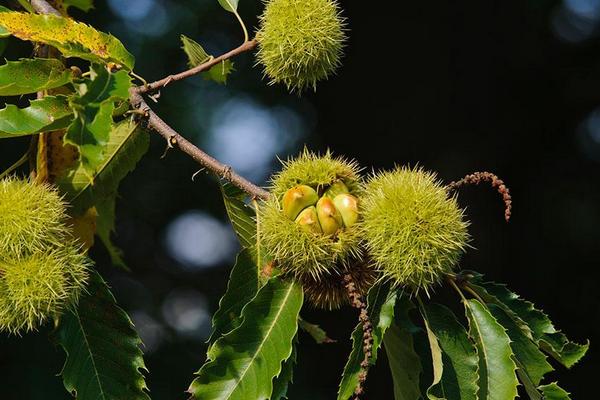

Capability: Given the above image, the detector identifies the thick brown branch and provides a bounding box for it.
[130,91,270,200]
[135,39,258,94]
[30,0,61,15]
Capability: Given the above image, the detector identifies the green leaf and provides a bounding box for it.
[217,0,239,12]
[468,276,589,368]
[488,304,553,387]
[0,58,72,96]
[0,11,134,69]
[181,34,212,67]
[221,182,256,250]
[0,38,7,55]
[58,120,149,266]
[180,34,234,84]
[204,60,234,84]
[207,249,259,346]
[272,334,297,400]
[16,0,34,12]
[539,332,589,369]
[298,316,335,344]
[66,100,115,172]
[189,278,303,400]
[95,196,126,268]
[464,299,518,400]
[538,382,571,400]
[419,302,478,400]
[384,296,423,400]
[57,270,150,400]
[0,95,73,138]
[337,282,398,400]
[63,0,94,12]
[65,65,132,174]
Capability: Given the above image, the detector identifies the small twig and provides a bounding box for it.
[129,90,270,200]
[448,171,512,222]
[135,39,258,94]
[0,152,29,180]
[344,273,373,400]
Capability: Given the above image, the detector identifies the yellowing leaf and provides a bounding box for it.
[0,11,134,69]
[67,206,98,251]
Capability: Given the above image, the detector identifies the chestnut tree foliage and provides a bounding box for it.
[0,1,589,399]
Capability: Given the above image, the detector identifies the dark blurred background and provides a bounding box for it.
[1,0,599,398]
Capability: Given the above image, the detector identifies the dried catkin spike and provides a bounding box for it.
[256,0,347,93]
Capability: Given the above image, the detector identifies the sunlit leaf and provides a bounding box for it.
[181,34,235,84]
[207,249,259,346]
[217,0,239,13]
[58,120,149,267]
[0,95,73,138]
[220,182,256,250]
[189,278,303,400]
[464,299,518,400]
[204,60,234,84]
[57,271,150,400]
[384,296,423,400]
[0,11,134,69]
[419,302,478,400]
[181,34,211,67]
[65,65,132,173]
[337,282,398,400]
[0,58,73,96]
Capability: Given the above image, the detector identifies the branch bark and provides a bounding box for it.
[30,0,269,200]
[136,39,258,93]
[30,0,61,15]
[130,91,270,200]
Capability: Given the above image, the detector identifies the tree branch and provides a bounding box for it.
[129,90,270,200]
[30,0,61,15]
[135,39,258,94]
[31,0,268,200]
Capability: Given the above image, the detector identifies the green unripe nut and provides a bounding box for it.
[333,193,359,227]
[282,185,319,220]
[261,150,362,281]
[323,180,349,199]
[316,197,343,235]
[295,206,322,234]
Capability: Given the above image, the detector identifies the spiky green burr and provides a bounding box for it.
[361,167,470,294]
[260,150,362,283]
[0,178,90,334]
[256,0,347,93]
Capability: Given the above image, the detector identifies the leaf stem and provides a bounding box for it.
[0,152,29,180]
[447,276,468,303]
[253,198,263,270]
[129,90,270,200]
[233,9,250,43]
[462,283,487,305]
